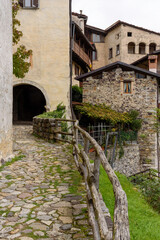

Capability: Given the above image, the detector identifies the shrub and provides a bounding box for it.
[72,85,82,102]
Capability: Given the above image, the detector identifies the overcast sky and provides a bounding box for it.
[72,0,160,33]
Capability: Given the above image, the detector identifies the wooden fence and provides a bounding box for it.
[46,118,130,240]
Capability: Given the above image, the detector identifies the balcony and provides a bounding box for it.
[73,41,92,68]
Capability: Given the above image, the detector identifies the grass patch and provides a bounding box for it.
[0,155,25,172]
[99,168,160,240]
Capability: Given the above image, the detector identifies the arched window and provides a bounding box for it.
[128,42,135,54]
[149,43,156,54]
[139,43,146,54]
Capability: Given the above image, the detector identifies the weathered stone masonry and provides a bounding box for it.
[83,68,158,170]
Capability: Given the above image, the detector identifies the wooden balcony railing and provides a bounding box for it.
[73,41,92,68]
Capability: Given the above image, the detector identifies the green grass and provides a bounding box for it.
[0,155,25,172]
[99,168,160,240]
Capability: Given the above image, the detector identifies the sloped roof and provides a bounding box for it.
[105,20,160,36]
[132,50,160,66]
[75,61,160,81]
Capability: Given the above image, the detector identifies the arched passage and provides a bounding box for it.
[13,84,46,123]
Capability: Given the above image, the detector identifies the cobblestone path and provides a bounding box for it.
[0,126,93,240]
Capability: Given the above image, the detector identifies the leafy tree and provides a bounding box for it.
[12,0,32,78]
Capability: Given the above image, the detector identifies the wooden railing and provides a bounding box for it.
[129,168,160,180]
[41,119,130,240]
[73,41,92,67]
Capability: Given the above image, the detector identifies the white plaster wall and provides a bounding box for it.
[0,0,13,159]
[13,0,71,116]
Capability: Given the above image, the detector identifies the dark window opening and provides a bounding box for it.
[13,84,46,123]
[109,48,113,59]
[128,42,135,54]
[149,43,156,54]
[139,43,146,54]
[136,73,146,79]
[127,32,132,37]
[116,44,120,55]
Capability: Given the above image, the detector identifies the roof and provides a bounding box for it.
[105,20,160,36]
[132,50,160,66]
[85,25,105,35]
[75,61,160,81]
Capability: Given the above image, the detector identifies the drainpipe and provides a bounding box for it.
[69,0,75,120]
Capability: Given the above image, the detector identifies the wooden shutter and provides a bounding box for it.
[33,0,39,8]
[18,0,23,7]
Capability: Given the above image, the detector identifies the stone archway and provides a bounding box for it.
[13,83,48,123]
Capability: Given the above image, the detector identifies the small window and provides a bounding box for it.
[115,33,120,39]
[92,34,100,43]
[75,65,80,76]
[116,44,120,55]
[127,32,132,37]
[92,51,97,61]
[124,82,131,94]
[150,59,155,63]
[19,0,39,8]
[109,48,113,59]
[136,73,146,79]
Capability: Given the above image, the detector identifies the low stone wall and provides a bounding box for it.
[113,143,140,176]
[33,117,58,141]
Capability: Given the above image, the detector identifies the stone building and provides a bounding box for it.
[13,0,71,122]
[85,21,160,69]
[76,62,160,172]
[0,0,13,159]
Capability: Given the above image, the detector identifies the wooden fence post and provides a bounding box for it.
[94,152,100,191]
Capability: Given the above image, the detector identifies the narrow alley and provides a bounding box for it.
[0,126,93,240]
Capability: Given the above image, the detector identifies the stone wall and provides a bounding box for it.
[33,118,58,142]
[0,0,13,159]
[83,68,158,169]
[113,144,140,176]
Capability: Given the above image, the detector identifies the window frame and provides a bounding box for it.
[116,44,120,55]
[123,81,132,94]
[22,0,39,9]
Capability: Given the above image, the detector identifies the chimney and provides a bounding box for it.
[148,55,158,73]
[80,10,83,15]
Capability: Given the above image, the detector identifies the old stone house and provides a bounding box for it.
[76,61,160,172]
[85,20,160,69]
[0,0,13,159]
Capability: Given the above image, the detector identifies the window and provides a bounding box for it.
[149,43,156,54]
[92,51,97,61]
[92,34,100,43]
[19,0,39,8]
[128,42,135,54]
[116,44,120,55]
[127,32,132,37]
[115,33,120,39]
[136,73,146,79]
[109,48,113,59]
[75,65,80,76]
[139,43,146,54]
[124,81,131,94]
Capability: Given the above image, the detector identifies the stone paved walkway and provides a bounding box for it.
[0,126,93,240]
